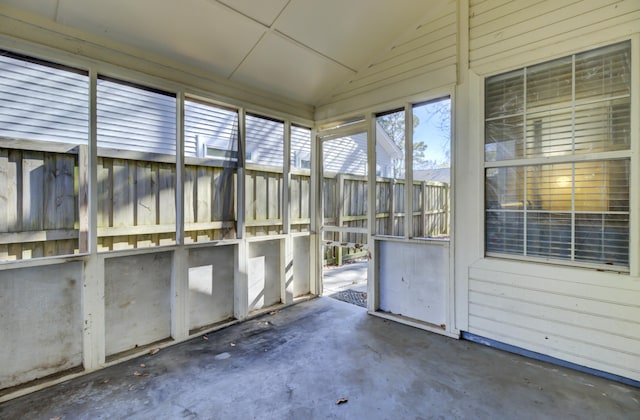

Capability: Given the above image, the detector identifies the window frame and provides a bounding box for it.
[482,40,634,272]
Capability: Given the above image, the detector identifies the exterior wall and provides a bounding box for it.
[461,0,640,382]
[316,0,640,383]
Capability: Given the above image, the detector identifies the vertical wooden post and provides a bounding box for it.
[388,179,395,235]
[78,145,89,254]
[171,92,189,341]
[422,181,427,237]
[336,173,344,266]
[82,68,105,370]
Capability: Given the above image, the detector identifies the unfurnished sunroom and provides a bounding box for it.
[0,0,639,404]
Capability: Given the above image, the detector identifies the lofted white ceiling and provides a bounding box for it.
[0,0,438,106]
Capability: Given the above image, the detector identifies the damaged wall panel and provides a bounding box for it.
[0,262,83,389]
[104,252,172,356]
[248,240,282,312]
[188,245,235,332]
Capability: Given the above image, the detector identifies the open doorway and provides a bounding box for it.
[319,127,369,308]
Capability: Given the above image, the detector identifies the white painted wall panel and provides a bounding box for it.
[248,240,282,312]
[293,236,311,297]
[0,262,83,389]
[188,246,235,331]
[104,252,172,356]
[378,241,448,326]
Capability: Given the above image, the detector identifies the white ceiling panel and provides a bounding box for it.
[231,32,354,104]
[56,0,267,77]
[0,0,443,107]
[273,0,431,70]
[216,0,289,26]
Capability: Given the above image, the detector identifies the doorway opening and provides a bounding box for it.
[320,128,369,308]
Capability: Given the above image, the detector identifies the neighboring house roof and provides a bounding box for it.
[414,168,450,183]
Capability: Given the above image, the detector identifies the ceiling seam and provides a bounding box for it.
[209,0,270,29]
[228,31,268,79]
[271,30,357,73]
[269,0,293,27]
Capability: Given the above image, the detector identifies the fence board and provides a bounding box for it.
[0,148,80,260]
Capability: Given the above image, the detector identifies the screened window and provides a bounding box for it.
[96,77,177,250]
[290,125,311,233]
[184,100,238,161]
[484,41,631,268]
[376,109,405,236]
[244,114,284,236]
[183,99,238,242]
[245,114,284,167]
[0,52,89,261]
[97,76,177,154]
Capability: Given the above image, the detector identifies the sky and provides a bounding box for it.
[412,98,451,168]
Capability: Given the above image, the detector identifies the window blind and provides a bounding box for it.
[484,41,631,269]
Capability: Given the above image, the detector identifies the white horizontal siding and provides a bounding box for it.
[184,100,238,158]
[245,114,284,167]
[97,78,177,155]
[316,0,457,119]
[469,0,640,74]
[468,264,640,381]
[0,53,88,144]
[290,125,311,169]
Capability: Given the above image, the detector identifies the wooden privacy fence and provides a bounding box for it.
[0,141,447,263]
[323,173,449,265]
[0,145,79,260]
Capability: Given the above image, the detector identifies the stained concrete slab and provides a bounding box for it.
[1,297,639,419]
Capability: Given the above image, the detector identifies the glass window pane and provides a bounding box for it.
[485,116,524,161]
[526,212,571,259]
[575,214,628,266]
[575,42,631,102]
[525,108,573,158]
[526,57,572,111]
[486,211,523,255]
[485,69,524,118]
[527,164,572,212]
[574,160,629,213]
[485,167,524,210]
[574,99,630,154]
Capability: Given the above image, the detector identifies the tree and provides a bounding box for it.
[377,100,451,177]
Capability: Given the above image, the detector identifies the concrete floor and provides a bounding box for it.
[1,297,639,419]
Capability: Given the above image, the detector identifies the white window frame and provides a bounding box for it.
[482,39,635,273]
